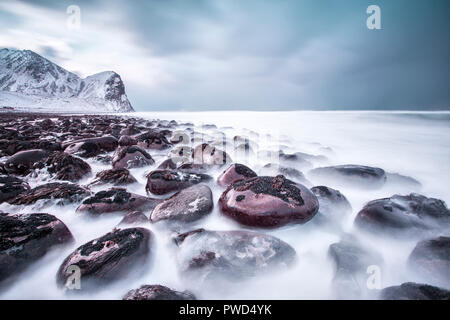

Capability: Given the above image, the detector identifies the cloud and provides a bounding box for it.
[0,0,449,110]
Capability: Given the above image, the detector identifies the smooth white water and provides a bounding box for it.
[1,111,449,299]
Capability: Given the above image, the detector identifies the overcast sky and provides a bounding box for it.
[0,0,449,111]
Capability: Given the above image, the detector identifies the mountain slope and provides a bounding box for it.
[0,48,134,112]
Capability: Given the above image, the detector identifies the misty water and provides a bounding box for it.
[1,111,449,299]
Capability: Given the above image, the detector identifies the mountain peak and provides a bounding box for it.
[0,48,134,112]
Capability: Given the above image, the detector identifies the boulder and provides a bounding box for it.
[217,163,257,187]
[151,184,213,223]
[192,143,231,166]
[311,186,352,223]
[77,188,162,215]
[33,152,91,182]
[380,282,450,300]
[89,168,137,186]
[146,170,212,195]
[112,146,155,169]
[0,175,30,204]
[56,228,152,290]
[4,149,49,175]
[174,229,296,281]
[309,165,387,189]
[0,212,73,283]
[219,175,319,228]
[123,284,196,300]
[136,131,172,150]
[354,194,450,235]
[8,182,90,206]
[408,236,450,288]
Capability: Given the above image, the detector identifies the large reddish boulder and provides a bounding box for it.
[89,168,137,186]
[4,149,49,175]
[219,175,319,228]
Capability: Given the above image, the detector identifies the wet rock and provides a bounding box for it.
[77,188,162,215]
[328,236,383,299]
[95,154,113,164]
[8,182,90,206]
[408,237,450,288]
[89,168,137,186]
[118,135,137,147]
[311,186,352,223]
[151,184,213,223]
[56,228,152,290]
[64,141,101,158]
[136,131,172,150]
[0,175,30,204]
[217,163,257,187]
[278,151,313,169]
[118,211,148,226]
[33,152,91,182]
[0,212,73,283]
[192,143,232,166]
[120,125,140,136]
[4,149,49,175]
[63,136,118,153]
[354,194,450,235]
[380,282,450,300]
[309,165,387,189]
[146,170,212,195]
[174,229,296,281]
[157,158,178,170]
[219,175,319,228]
[112,146,155,169]
[123,284,196,300]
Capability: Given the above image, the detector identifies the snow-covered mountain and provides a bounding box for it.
[0,48,134,112]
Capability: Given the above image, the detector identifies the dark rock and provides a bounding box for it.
[174,229,296,281]
[56,228,152,290]
[354,194,450,235]
[123,284,196,300]
[118,135,137,147]
[136,131,172,150]
[146,170,212,195]
[4,149,49,175]
[0,212,73,283]
[309,165,387,189]
[118,211,148,226]
[219,175,319,228]
[8,182,90,206]
[33,152,91,182]
[151,184,213,223]
[0,175,30,204]
[217,163,257,187]
[311,186,352,223]
[328,236,383,299]
[112,146,155,169]
[380,282,450,300]
[77,188,162,215]
[408,236,450,288]
[63,136,118,153]
[157,158,178,170]
[89,168,137,186]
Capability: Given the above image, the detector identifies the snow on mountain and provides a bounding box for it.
[0,48,134,112]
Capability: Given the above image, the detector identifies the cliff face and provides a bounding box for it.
[0,48,134,112]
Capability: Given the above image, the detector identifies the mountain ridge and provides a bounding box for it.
[0,48,134,112]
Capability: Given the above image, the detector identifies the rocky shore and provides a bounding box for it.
[0,112,449,300]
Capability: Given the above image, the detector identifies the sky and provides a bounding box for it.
[0,0,449,111]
